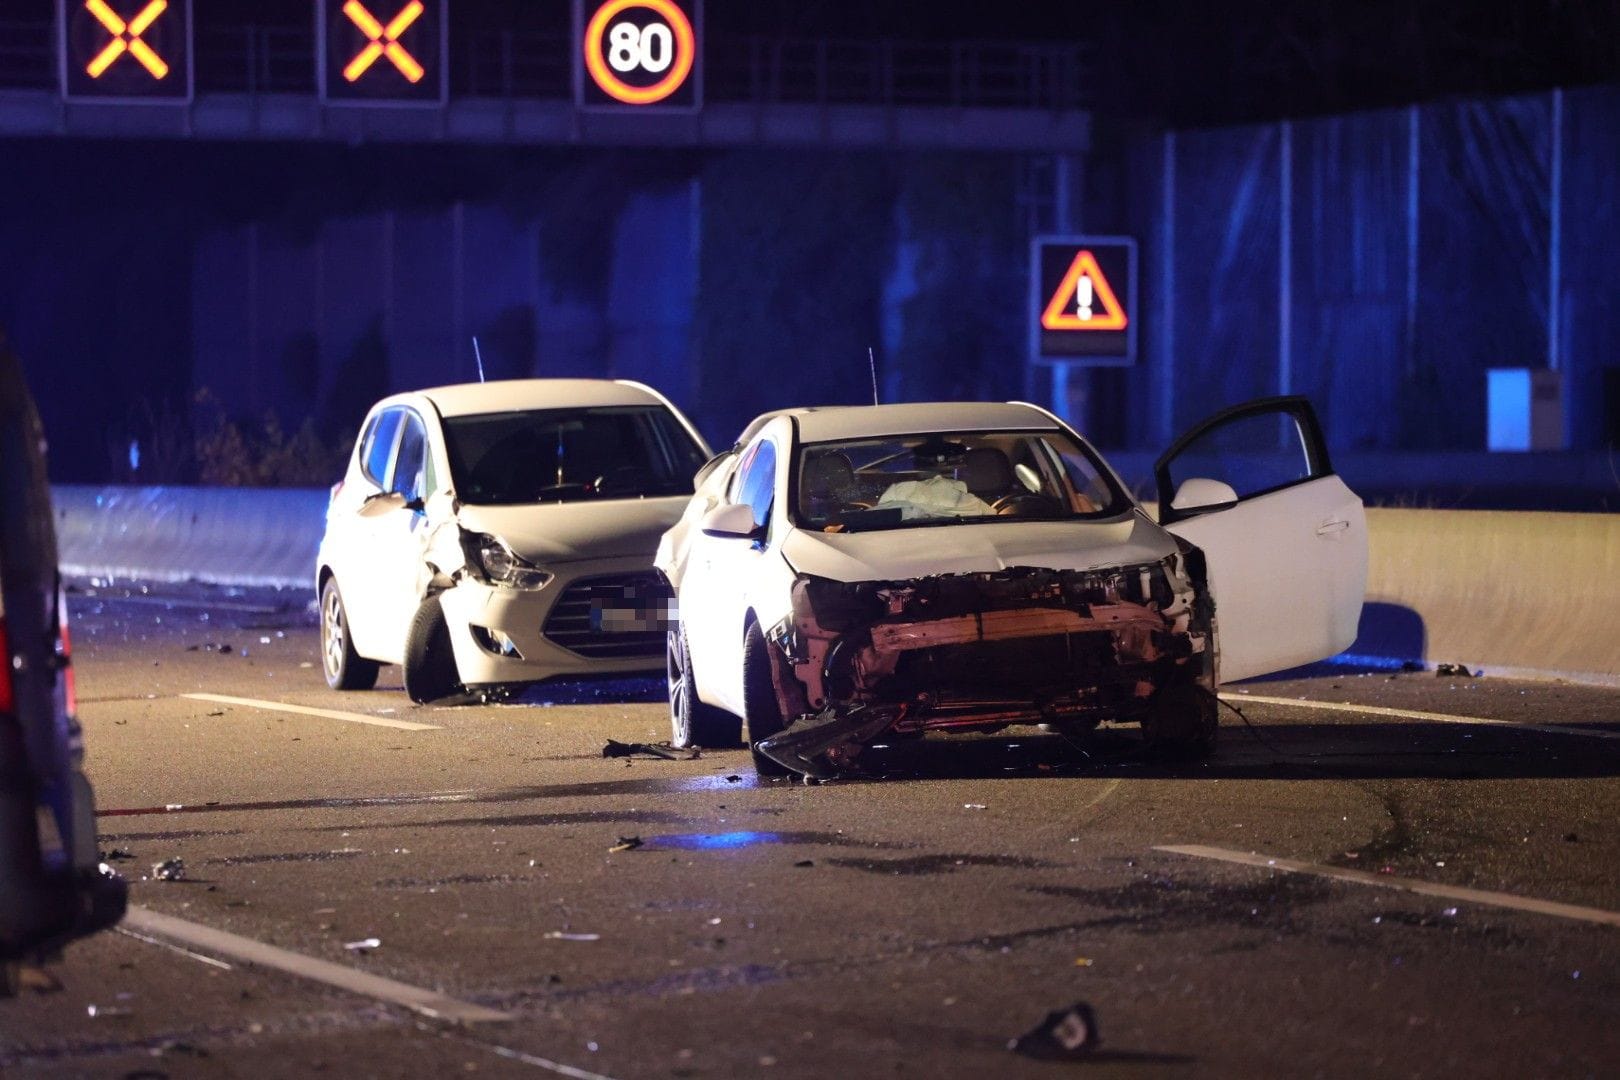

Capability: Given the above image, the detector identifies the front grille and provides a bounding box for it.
[542,572,671,661]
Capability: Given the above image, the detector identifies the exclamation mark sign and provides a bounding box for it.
[1077,274,1094,321]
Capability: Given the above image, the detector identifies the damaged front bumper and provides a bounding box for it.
[755,556,1213,776]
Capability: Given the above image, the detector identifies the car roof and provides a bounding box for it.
[790,402,1062,443]
[412,379,668,418]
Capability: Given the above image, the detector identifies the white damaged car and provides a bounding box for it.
[656,397,1366,777]
[317,379,710,702]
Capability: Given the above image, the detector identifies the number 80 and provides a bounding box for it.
[607,20,673,74]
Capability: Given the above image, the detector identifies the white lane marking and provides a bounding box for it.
[117,927,235,970]
[1225,693,1620,742]
[122,907,510,1023]
[472,1039,625,1080]
[183,692,441,732]
[1155,845,1620,928]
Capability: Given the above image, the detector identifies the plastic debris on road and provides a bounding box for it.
[601,739,696,761]
[543,931,601,942]
[343,937,381,952]
[609,836,644,853]
[150,858,185,882]
[963,803,987,810]
[1009,1002,1101,1059]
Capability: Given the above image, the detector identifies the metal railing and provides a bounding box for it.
[0,21,1090,110]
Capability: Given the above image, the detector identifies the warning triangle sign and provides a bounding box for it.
[1041,250,1128,331]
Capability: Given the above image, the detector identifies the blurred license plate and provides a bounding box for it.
[590,599,677,633]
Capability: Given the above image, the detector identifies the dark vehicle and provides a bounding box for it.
[0,337,125,994]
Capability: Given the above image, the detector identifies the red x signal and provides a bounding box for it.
[84,0,170,79]
[341,0,425,84]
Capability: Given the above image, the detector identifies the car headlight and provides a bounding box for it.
[469,534,552,590]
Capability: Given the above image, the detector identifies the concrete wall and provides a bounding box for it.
[50,484,1620,684]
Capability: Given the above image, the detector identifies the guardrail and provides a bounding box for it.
[0,21,1090,110]
[50,485,1620,683]
[53,485,328,591]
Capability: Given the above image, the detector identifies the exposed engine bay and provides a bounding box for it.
[755,552,1216,777]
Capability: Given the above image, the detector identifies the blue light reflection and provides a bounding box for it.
[645,831,786,850]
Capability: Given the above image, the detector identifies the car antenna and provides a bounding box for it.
[472,336,486,383]
[868,346,879,405]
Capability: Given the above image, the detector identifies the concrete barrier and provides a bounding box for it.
[52,485,327,590]
[1355,507,1620,684]
[48,486,1620,682]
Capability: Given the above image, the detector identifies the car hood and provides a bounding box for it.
[779,509,1179,582]
[454,496,691,564]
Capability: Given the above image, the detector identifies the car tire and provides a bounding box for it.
[668,627,743,749]
[1141,682,1218,758]
[403,595,463,704]
[320,577,380,691]
[743,621,792,777]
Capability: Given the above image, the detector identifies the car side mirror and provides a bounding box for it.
[701,502,764,540]
[358,490,407,518]
[1168,478,1240,514]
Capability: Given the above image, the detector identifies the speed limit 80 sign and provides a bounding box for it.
[575,0,701,110]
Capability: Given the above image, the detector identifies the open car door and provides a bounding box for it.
[1154,396,1366,683]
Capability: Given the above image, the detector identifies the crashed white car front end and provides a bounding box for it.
[316,379,710,701]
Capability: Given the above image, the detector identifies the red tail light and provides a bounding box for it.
[59,611,75,717]
[0,619,12,715]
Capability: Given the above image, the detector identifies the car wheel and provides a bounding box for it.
[403,595,463,704]
[743,621,792,777]
[1141,682,1218,758]
[320,577,379,691]
[668,627,743,749]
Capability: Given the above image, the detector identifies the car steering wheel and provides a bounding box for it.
[992,492,1062,517]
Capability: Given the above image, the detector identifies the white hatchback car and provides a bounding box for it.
[317,379,711,701]
[656,397,1366,777]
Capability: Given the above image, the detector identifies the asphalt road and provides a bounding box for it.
[3,581,1619,1078]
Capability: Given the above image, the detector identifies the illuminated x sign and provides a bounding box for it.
[58,0,191,102]
[342,1,424,84]
[575,0,702,110]
[320,0,445,105]
[1030,236,1138,367]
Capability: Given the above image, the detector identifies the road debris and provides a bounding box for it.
[1009,1002,1101,1059]
[150,858,185,882]
[543,931,601,942]
[794,859,815,868]
[343,937,381,952]
[1435,663,1478,677]
[101,847,135,862]
[601,739,696,760]
[963,803,987,810]
[609,836,644,853]
[86,1003,132,1018]
[185,643,234,654]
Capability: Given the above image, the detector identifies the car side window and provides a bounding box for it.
[1163,409,1318,501]
[361,409,403,488]
[734,439,777,532]
[392,412,428,503]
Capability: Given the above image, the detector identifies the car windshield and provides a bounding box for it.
[794,430,1124,533]
[443,406,708,505]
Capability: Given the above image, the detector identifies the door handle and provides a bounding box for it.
[1315,518,1350,536]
